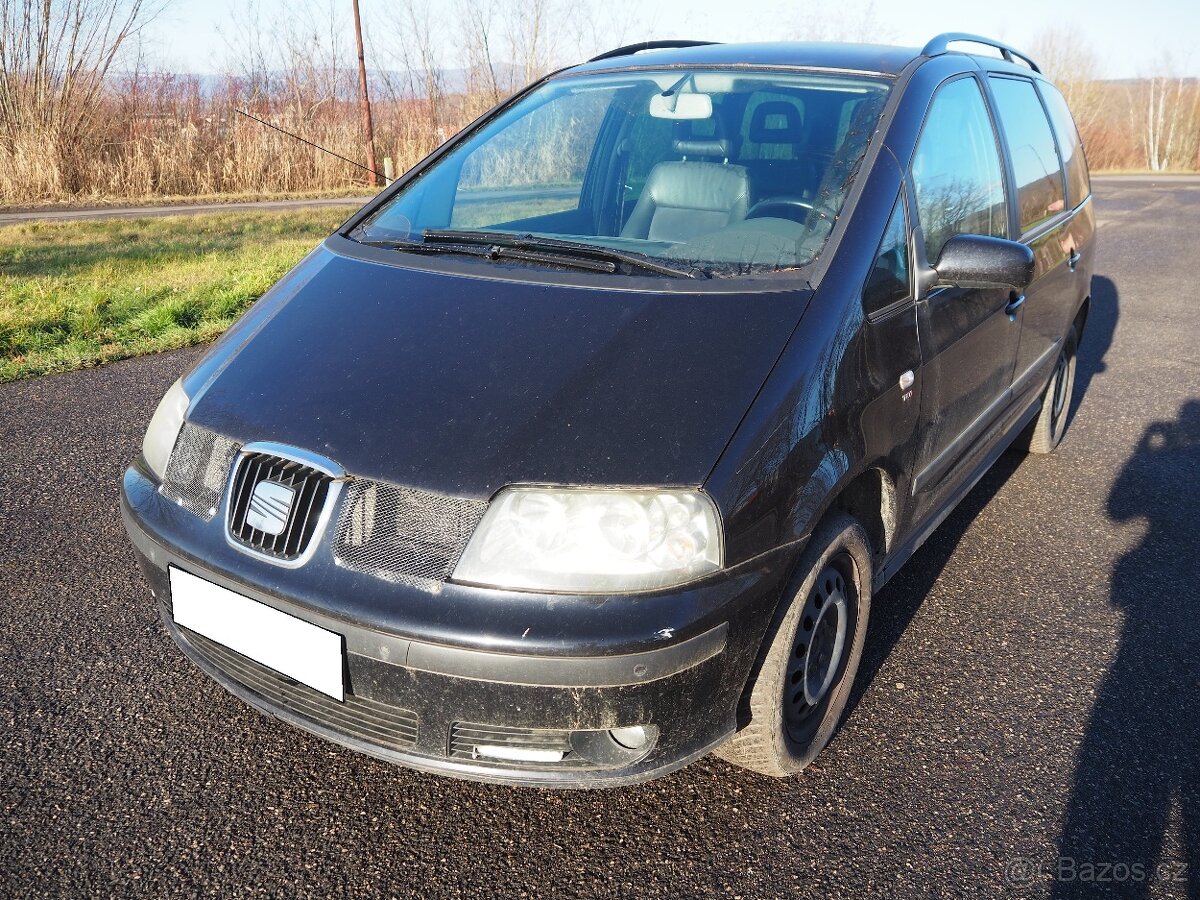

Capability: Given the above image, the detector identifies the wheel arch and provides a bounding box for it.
[828,466,898,565]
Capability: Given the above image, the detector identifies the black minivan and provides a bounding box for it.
[122,35,1095,786]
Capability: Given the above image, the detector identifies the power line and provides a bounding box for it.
[233,108,385,181]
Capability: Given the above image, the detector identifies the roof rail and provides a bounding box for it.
[588,40,718,64]
[921,32,1041,74]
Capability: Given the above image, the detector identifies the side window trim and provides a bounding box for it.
[986,73,1071,239]
[907,72,1014,269]
[864,185,913,322]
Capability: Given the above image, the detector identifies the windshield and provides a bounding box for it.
[352,68,890,278]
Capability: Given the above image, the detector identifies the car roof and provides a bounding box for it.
[564,41,926,78]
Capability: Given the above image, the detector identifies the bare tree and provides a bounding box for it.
[506,0,561,87]
[0,0,151,128]
[783,0,895,43]
[216,0,276,105]
[1137,69,1200,171]
[458,0,504,110]
[1030,27,1105,135]
[561,0,648,61]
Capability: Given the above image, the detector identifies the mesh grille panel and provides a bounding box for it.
[160,423,240,521]
[332,480,488,583]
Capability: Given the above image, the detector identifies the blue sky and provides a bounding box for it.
[145,0,1200,79]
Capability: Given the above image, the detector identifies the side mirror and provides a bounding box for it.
[932,234,1034,290]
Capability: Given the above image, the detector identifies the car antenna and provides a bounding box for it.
[234,108,387,182]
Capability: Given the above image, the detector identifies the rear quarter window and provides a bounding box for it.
[988,76,1067,232]
[1037,81,1091,207]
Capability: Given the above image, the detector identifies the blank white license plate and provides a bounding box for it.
[169,566,344,700]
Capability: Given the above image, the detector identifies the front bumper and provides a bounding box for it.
[122,463,794,787]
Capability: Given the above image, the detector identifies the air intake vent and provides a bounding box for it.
[182,628,419,751]
[227,451,334,562]
[160,423,240,521]
[332,480,487,583]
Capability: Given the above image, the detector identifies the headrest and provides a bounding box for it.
[749,101,804,143]
[673,138,733,159]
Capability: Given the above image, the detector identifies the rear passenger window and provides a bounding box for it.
[911,77,1008,263]
[988,77,1066,232]
[1037,81,1091,207]
[863,192,909,315]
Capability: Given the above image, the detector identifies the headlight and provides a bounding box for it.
[141,379,189,481]
[453,487,722,593]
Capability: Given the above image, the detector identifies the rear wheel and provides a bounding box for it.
[1024,325,1078,454]
[716,512,872,777]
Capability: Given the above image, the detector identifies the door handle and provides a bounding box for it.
[1068,248,1081,272]
[1005,293,1025,319]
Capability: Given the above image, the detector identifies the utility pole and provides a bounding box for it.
[351,0,381,187]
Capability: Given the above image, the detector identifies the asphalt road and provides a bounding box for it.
[2,181,1198,898]
[0,197,376,227]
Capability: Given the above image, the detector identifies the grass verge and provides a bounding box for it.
[0,208,357,382]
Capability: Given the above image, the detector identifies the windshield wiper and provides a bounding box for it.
[357,234,623,274]
[354,237,492,258]
[421,229,707,279]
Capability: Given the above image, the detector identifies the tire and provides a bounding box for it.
[1024,325,1078,455]
[716,512,872,777]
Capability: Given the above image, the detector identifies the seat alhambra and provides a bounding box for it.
[122,35,1095,786]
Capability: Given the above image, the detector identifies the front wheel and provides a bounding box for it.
[716,512,872,777]
[1024,325,1078,455]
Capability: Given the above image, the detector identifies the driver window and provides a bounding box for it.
[911,77,1008,263]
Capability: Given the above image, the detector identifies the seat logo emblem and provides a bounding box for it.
[245,480,296,535]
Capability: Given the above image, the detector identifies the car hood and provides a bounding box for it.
[184,241,810,499]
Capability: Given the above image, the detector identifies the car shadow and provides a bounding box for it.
[1052,399,1200,897]
[1070,275,1118,423]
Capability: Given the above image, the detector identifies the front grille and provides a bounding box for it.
[182,628,419,751]
[228,452,332,560]
[449,722,593,770]
[160,423,240,520]
[332,480,488,583]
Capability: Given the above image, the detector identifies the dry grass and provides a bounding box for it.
[4,76,1199,209]
[0,207,355,381]
[0,99,432,205]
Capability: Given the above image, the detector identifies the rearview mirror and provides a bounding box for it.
[932,234,1034,290]
[649,92,713,120]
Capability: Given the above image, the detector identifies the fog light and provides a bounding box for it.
[608,725,648,750]
[474,745,566,763]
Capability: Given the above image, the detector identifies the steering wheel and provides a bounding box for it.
[747,197,815,224]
